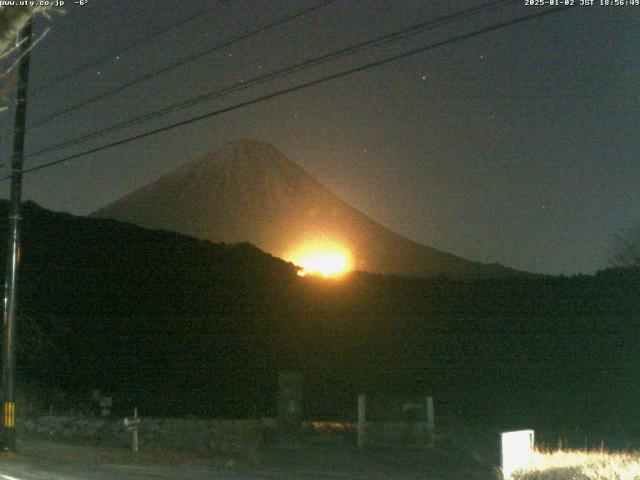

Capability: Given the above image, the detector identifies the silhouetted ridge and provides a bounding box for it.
[0,200,637,428]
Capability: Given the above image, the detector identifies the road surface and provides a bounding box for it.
[0,435,493,479]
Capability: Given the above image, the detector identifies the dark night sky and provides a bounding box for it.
[0,0,638,275]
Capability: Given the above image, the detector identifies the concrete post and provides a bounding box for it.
[357,394,366,447]
[277,371,303,445]
[426,396,434,446]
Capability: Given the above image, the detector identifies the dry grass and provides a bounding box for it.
[510,449,640,480]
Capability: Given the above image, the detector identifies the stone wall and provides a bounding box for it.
[18,415,277,455]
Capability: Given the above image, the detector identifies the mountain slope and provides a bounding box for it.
[93,139,524,279]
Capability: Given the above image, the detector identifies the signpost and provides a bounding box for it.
[124,407,140,453]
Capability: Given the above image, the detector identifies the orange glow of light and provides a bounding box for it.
[289,241,352,278]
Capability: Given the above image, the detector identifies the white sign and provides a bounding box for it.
[123,417,140,430]
[501,429,534,479]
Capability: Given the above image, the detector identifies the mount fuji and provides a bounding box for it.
[93,139,524,279]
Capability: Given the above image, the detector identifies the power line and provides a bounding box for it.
[5,5,575,180]
[26,0,516,160]
[30,1,224,97]
[21,0,338,133]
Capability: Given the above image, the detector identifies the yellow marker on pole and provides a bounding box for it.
[4,402,15,428]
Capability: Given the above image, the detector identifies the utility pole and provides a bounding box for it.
[1,18,33,453]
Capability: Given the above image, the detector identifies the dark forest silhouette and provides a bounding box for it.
[2,201,638,435]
